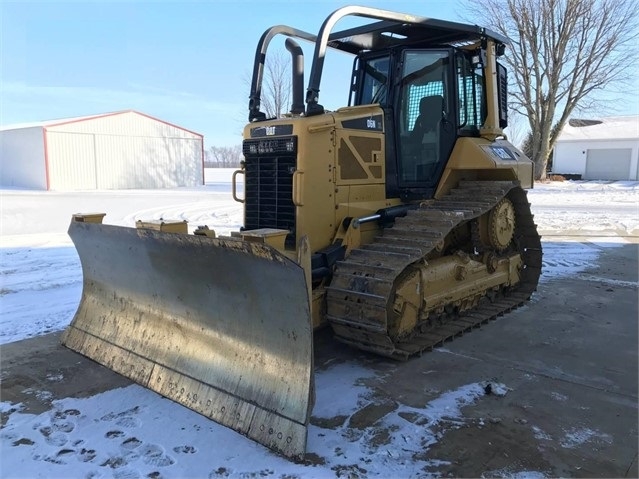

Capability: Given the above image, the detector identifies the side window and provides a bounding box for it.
[457,53,486,132]
[358,56,390,105]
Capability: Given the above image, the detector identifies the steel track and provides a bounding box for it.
[325,181,542,359]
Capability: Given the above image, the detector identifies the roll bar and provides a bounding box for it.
[248,5,509,120]
[248,26,317,122]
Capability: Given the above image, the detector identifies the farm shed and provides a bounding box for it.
[0,110,204,190]
[552,116,639,180]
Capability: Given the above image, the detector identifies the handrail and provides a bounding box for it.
[232,169,245,203]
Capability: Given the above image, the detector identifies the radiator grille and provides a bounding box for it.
[243,154,296,238]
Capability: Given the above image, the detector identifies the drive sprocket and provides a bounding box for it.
[487,197,516,251]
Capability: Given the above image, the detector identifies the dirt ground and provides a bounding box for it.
[2,239,638,478]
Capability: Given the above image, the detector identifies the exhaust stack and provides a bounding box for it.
[285,38,305,115]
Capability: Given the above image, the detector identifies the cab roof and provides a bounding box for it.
[326,17,509,54]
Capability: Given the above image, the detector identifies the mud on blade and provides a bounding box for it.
[62,220,314,458]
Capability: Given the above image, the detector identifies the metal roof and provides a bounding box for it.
[557,116,639,142]
[0,110,132,132]
[0,110,203,138]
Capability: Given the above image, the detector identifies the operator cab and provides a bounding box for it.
[247,6,509,201]
[354,47,488,198]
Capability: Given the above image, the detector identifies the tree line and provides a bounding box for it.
[204,146,243,168]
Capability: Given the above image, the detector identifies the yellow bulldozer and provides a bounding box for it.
[62,6,541,459]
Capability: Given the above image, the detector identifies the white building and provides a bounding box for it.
[552,116,639,180]
[0,110,204,190]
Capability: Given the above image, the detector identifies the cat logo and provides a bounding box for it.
[265,126,276,136]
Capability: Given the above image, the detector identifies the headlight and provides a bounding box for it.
[285,139,295,152]
[243,137,297,157]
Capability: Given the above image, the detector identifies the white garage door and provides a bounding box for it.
[585,148,632,180]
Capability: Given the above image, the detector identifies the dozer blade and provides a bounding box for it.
[62,220,313,458]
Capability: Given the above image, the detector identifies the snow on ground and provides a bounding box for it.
[528,180,639,236]
[0,170,243,344]
[1,173,638,478]
[2,176,636,346]
[0,365,502,479]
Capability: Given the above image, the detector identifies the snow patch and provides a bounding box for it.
[312,362,375,418]
[21,388,54,402]
[0,401,24,414]
[481,381,510,397]
[576,274,639,289]
[482,469,548,479]
[1,371,506,478]
[550,392,568,402]
[532,425,552,441]
[540,241,601,282]
[560,427,612,448]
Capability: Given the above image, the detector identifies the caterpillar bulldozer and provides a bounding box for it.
[62,6,541,460]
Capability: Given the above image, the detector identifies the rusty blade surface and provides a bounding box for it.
[62,221,313,458]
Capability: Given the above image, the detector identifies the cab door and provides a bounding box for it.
[395,50,457,193]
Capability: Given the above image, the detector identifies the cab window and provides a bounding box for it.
[457,53,486,132]
[357,55,390,106]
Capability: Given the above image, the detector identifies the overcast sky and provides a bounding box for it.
[2,0,637,148]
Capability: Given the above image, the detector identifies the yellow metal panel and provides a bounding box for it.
[136,219,188,233]
[335,106,385,186]
[435,137,534,198]
[293,118,338,253]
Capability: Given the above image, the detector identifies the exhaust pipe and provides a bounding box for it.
[285,38,304,115]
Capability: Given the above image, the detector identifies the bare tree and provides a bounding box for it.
[214,51,291,167]
[261,49,292,119]
[208,146,243,168]
[521,122,561,172]
[503,112,529,148]
[203,149,213,168]
[463,0,637,180]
